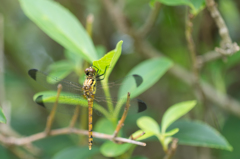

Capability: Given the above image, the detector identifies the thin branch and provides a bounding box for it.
[163,139,178,159]
[113,92,131,138]
[86,14,94,38]
[0,128,146,147]
[137,2,162,38]
[197,0,240,66]
[197,50,223,67]
[69,105,80,128]
[45,84,62,135]
[130,132,145,140]
[0,125,41,156]
[206,0,232,44]
[0,134,38,159]
[185,11,206,107]
[101,0,130,33]
[101,0,240,117]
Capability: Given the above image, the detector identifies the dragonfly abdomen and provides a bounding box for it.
[88,97,94,150]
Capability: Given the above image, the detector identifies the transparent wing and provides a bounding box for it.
[28,69,91,114]
[28,69,147,117]
[93,74,146,117]
[28,69,83,95]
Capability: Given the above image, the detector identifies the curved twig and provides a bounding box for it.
[0,128,146,147]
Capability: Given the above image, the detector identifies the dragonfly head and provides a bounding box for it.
[85,67,96,77]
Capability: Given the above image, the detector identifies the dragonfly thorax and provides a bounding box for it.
[83,67,97,98]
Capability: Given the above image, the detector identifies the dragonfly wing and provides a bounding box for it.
[93,96,147,117]
[135,99,147,113]
[28,69,83,95]
[94,74,143,103]
[92,74,146,118]
[119,98,147,115]
[96,74,142,90]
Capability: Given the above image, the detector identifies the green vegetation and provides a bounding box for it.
[1,0,240,158]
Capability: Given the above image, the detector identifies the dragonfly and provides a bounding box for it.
[28,66,147,150]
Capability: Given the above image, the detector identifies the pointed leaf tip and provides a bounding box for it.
[137,116,160,135]
[161,100,197,133]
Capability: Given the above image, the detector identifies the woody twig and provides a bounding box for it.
[197,0,240,66]
[69,105,80,128]
[130,131,145,140]
[113,92,131,138]
[0,128,146,147]
[112,92,146,145]
[45,84,62,135]
[163,138,178,159]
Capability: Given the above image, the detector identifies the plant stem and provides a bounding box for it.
[0,128,146,146]
[86,14,94,38]
[101,79,114,116]
[185,10,206,108]
[45,84,62,135]
[137,2,161,38]
[113,92,131,138]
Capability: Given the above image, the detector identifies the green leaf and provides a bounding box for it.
[93,40,122,79]
[94,118,115,135]
[47,70,73,84]
[155,0,192,6]
[64,49,83,66]
[154,0,205,15]
[0,107,7,124]
[19,0,97,63]
[164,128,179,137]
[114,57,172,120]
[33,91,110,118]
[96,45,107,60]
[100,141,131,157]
[48,60,74,71]
[118,57,173,99]
[47,61,74,84]
[137,116,160,135]
[161,100,196,133]
[131,130,155,141]
[33,91,88,106]
[163,137,173,148]
[168,120,233,151]
[190,0,206,15]
[93,41,123,115]
[52,146,99,159]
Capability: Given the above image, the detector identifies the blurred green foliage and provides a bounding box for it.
[1,0,240,158]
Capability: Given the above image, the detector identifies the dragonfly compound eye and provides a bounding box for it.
[89,67,96,73]
[85,68,90,76]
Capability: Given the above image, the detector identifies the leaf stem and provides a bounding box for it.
[101,79,114,116]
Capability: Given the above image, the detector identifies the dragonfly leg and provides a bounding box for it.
[95,65,109,81]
